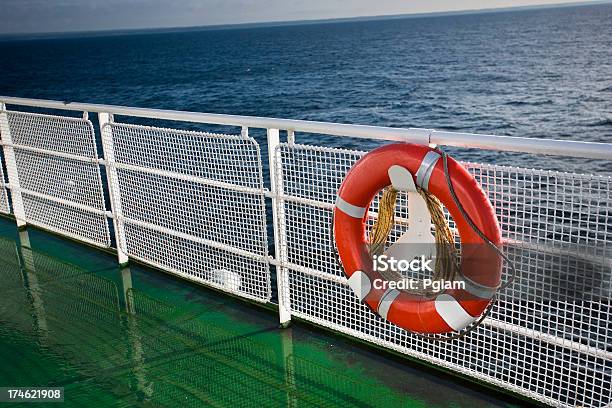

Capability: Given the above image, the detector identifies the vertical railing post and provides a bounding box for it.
[99,112,129,265]
[0,103,27,228]
[268,128,291,327]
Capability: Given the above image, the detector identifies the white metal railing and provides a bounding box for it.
[1,96,611,159]
[0,96,611,408]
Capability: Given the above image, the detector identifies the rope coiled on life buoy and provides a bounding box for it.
[368,186,459,298]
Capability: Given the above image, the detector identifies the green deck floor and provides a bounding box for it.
[0,217,521,407]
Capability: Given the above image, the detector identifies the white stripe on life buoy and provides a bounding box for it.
[377,288,400,320]
[416,151,441,190]
[347,271,371,301]
[336,196,367,219]
[434,294,477,331]
[457,272,498,299]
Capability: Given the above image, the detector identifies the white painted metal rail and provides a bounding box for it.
[0,96,611,408]
[1,96,611,159]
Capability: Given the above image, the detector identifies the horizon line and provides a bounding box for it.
[1,0,611,39]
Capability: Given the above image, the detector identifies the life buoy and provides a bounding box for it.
[333,143,502,334]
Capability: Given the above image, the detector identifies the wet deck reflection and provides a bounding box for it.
[0,220,515,407]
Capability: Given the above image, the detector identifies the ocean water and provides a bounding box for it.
[0,3,611,174]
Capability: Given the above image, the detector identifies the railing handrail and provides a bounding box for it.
[2,95,612,160]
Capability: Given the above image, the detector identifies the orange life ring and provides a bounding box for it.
[333,143,502,334]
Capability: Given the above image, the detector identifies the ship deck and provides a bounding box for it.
[0,217,523,407]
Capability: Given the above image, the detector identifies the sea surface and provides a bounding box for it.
[0,3,611,174]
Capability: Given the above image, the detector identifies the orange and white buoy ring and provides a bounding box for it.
[333,143,502,334]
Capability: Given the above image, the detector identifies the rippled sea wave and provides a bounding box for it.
[0,3,611,174]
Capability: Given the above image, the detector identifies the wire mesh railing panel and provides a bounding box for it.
[6,111,98,157]
[108,123,263,189]
[21,194,110,247]
[106,123,271,302]
[116,169,267,255]
[276,143,612,408]
[14,151,104,207]
[3,111,110,246]
[464,164,612,353]
[123,223,271,301]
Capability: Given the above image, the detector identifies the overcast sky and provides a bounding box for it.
[0,0,601,35]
